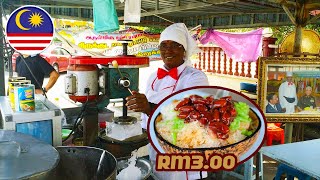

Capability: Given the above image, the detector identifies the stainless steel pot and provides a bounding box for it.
[39,146,117,180]
[0,130,59,180]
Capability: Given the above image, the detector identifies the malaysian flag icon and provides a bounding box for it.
[6,5,54,55]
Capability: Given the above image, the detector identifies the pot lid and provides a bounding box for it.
[0,130,59,179]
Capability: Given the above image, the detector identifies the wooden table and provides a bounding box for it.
[259,139,320,179]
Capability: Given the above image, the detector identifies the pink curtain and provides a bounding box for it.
[199,28,263,62]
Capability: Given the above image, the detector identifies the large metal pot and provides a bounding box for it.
[0,130,59,180]
[41,146,117,180]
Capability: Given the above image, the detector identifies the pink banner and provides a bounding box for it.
[200,28,263,62]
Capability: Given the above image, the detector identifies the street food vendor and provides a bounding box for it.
[126,23,209,179]
[297,86,317,111]
[16,54,59,94]
[278,71,297,113]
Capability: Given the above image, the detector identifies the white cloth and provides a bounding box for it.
[278,81,297,113]
[159,23,200,64]
[286,71,293,77]
[141,62,208,180]
[123,0,141,23]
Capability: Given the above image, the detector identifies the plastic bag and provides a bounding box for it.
[124,0,141,23]
[92,0,119,33]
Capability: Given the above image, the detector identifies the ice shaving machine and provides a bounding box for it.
[64,43,149,145]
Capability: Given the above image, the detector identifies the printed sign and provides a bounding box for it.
[59,28,161,61]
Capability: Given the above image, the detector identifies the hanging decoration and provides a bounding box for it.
[200,28,263,62]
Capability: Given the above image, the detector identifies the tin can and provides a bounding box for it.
[8,81,24,108]
[8,77,26,82]
[19,80,31,85]
[7,77,26,96]
[14,84,35,112]
[8,79,31,108]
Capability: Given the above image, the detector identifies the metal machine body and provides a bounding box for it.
[66,63,99,103]
[64,54,149,146]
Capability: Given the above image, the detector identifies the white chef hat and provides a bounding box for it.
[159,23,200,65]
[286,71,293,77]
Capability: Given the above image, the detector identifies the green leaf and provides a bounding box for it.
[241,130,253,136]
[172,132,177,145]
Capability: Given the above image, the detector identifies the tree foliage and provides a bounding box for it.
[271,24,320,44]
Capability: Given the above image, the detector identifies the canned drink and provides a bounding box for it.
[19,80,31,85]
[8,81,24,108]
[7,77,26,96]
[8,77,26,82]
[14,84,35,112]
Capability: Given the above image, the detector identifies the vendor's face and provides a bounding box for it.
[306,89,312,96]
[160,40,185,69]
[287,76,293,83]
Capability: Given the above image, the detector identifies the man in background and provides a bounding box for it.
[297,86,317,111]
[266,93,283,113]
[16,54,59,94]
[278,71,297,113]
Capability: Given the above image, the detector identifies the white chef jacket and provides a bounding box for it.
[278,81,297,113]
[141,62,209,129]
[141,62,209,180]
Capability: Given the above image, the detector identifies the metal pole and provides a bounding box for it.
[123,98,127,118]
[0,6,5,96]
[83,102,98,146]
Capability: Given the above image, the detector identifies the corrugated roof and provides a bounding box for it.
[4,0,320,28]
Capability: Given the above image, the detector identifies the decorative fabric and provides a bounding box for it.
[200,28,263,62]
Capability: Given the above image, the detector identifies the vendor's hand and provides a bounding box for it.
[126,91,151,115]
[35,89,44,94]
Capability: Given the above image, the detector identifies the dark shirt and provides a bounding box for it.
[16,55,54,89]
[266,103,283,113]
[297,95,317,110]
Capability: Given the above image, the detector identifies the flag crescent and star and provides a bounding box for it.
[6,5,54,55]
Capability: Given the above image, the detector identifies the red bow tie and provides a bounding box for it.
[288,82,293,86]
[157,67,178,80]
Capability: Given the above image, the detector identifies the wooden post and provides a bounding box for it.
[203,47,206,71]
[223,53,227,74]
[212,47,216,73]
[240,62,245,77]
[198,51,202,70]
[228,58,233,75]
[234,61,239,76]
[217,48,221,74]
[254,60,259,78]
[246,62,252,77]
[285,123,293,143]
[207,47,212,72]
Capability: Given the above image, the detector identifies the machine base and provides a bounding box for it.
[113,116,137,125]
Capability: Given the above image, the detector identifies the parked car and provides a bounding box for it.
[12,46,72,73]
